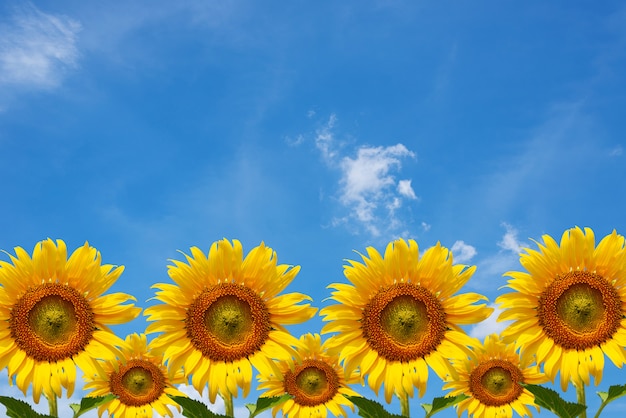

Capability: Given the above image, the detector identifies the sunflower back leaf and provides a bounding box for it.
[344,395,405,418]
[168,396,229,418]
[421,394,469,418]
[0,396,54,418]
[522,384,586,418]
[246,394,292,417]
[69,394,116,417]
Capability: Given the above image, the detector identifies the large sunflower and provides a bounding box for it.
[0,239,140,403]
[257,333,360,418]
[497,226,626,390]
[83,333,186,418]
[144,239,317,403]
[320,238,492,402]
[443,334,547,418]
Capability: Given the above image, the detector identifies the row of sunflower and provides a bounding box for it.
[0,226,625,418]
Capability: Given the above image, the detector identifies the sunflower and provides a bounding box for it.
[497,226,626,390]
[320,238,492,403]
[83,333,186,418]
[444,334,547,418]
[144,239,317,403]
[0,239,140,403]
[257,333,360,418]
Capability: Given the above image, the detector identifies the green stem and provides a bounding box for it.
[400,394,410,418]
[47,393,58,418]
[576,382,587,418]
[223,391,234,418]
[594,401,607,418]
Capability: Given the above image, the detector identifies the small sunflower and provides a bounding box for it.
[444,334,547,418]
[0,239,140,403]
[257,333,360,418]
[497,227,626,390]
[144,239,317,403]
[83,333,186,418]
[321,238,492,402]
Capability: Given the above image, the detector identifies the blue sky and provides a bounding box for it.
[1,0,626,416]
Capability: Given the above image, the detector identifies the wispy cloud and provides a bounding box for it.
[451,240,477,263]
[471,223,526,291]
[498,222,524,254]
[0,3,81,89]
[311,114,418,238]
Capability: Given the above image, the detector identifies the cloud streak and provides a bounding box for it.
[0,3,81,89]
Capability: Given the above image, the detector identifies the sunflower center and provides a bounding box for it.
[362,283,446,362]
[186,283,270,362]
[110,360,165,406]
[380,295,429,344]
[469,360,524,407]
[29,296,77,345]
[538,271,622,350]
[284,359,340,407]
[9,283,95,362]
[204,295,253,345]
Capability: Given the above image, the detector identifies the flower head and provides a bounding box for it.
[145,239,317,402]
[321,238,492,402]
[0,239,140,403]
[257,333,360,418]
[83,333,186,418]
[497,227,626,390]
[444,334,547,418]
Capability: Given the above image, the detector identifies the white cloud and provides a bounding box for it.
[338,144,416,235]
[307,114,418,237]
[0,3,81,89]
[469,304,512,340]
[397,179,417,199]
[421,222,431,231]
[450,240,477,263]
[498,222,524,254]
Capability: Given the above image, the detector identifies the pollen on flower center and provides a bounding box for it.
[284,359,339,407]
[538,271,622,350]
[186,283,271,362]
[362,283,446,362]
[205,295,253,345]
[469,360,524,406]
[110,359,165,406]
[9,283,95,362]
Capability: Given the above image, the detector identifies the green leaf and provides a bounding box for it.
[522,384,586,418]
[421,394,469,417]
[597,383,626,403]
[69,395,115,417]
[0,396,54,418]
[168,396,230,418]
[344,395,405,418]
[246,394,291,417]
